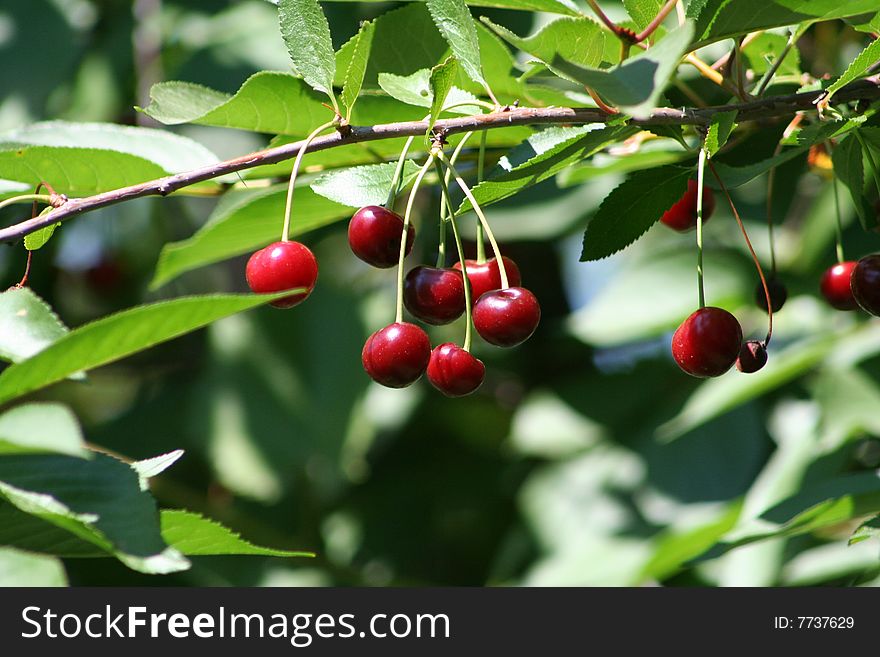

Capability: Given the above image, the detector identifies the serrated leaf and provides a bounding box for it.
[311,160,421,208]
[378,69,481,113]
[460,125,638,213]
[160,510,314,557]
[825,37,880,104]
[0,287,69,365]
[151,185,349,289]
[427,0,487,92]
[278,0,337,98]
[581,166,692,262]
[832,133,871,230]
[550,21,694,116]
[140,73,329,137]
[0,453,189,574]
[341,20,375,119]
[23,208,56,251]
[0,547,67,586]
[482,16,606,81]
[0,293,291,406]
[704,110,738,157]
[0,403,88,459]
[430,56,460,128]
[132,450,185,490]
[689,0,880,49]
[622,0,664,32]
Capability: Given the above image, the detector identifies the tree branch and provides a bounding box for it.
[1,78,878,244]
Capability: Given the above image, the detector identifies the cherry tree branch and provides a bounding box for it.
[1,78,878,244]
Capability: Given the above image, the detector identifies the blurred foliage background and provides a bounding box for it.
[1,0,880,586]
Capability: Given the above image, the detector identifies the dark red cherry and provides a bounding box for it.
[348,205,414,268]
[755,277,787,313]
[671,307,742,378]
[453,257,522,306]
[361,322,431,388]
[245,241,318,308]
[426,343,485,397]
[820,261,859,310]
[473,287,541,347]
[736,340,768,374]
[660,180,716,232]
[403,266,465,325]
[851,254,880,316]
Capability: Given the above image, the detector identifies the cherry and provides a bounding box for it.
[754,277,787,313]
[361,322,431,388]
[820,261,859,310]
[245,241,318,308]
[473,287,541,347]
[403,266,465,325]
[671,307,742,378]
[348,205,415,268]
[660,180,716,232]
[736,340,768,374]
[851,254,880,316]
[426,343,485,397]
[453,256,522,306]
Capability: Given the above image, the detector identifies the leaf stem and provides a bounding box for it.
[396,155,436,324]
[437,150,508,289]
[385,135,416,209]
[281,120,338,242]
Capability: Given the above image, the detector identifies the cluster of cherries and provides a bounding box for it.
[660,181,880,378]
[244,203,540,397]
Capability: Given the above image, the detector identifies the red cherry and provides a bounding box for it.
[426,343,485,397]
[660,180,716,232]
[348,205,415,268]
[820,261,859,310]
[245,241,318,309]
[671,307,742,378]
[851,254,880,316]
[453,257,522,306]
[403,266,465,325]
[736,340,768,374]
[473,287,541,347]
[755,277,787,314]
[361,322,431,388]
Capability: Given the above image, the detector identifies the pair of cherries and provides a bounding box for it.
[671,307,766,377]
[350,205,540,396]
[819,256,880,315]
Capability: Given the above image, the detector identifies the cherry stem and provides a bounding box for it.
[385,135,416,209]
[708,159,774,345]
[831,174,845,264]
[435,158,473,352]
[437,150,509,289]
[435,132,476,267]
[696,148,707,309]
[476,130,488,264]
[396,154,436,324]
[281,119,338,242]
[0,194,53,214]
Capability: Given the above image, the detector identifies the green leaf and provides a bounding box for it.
[377,68,481,113]
[430,56,460,128]
[311,160,421,207]
[832,133,871,230]
[689,1,880,49]
[581,166,692,262]
[140,73,329,137]
[849,515,880,545]
[0,453,188,574]
[741,32,801,78]
[132,450,185,490]
[278,0,337,98]
[0,287,69,365]
[23,208,56,251]
[460,124,638,213]
[704,110,737,157]
[558,147,690,186]
[709,145,807,188]
[426,0,488,92]
[0,547,67,586]
[0,122,221,196]
[0,293,291,406]
[160,510,314,557]
[151,185,349,289]
[341,20,375,118]
[623,0,664,32]
[825,37,880,104]
[550,21,695,116]
[0,403,89,459]
[482,16,607,80]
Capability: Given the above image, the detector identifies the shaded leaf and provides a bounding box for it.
[378,68,481,113]
[704,110,737,157]
[832,133,871,229]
